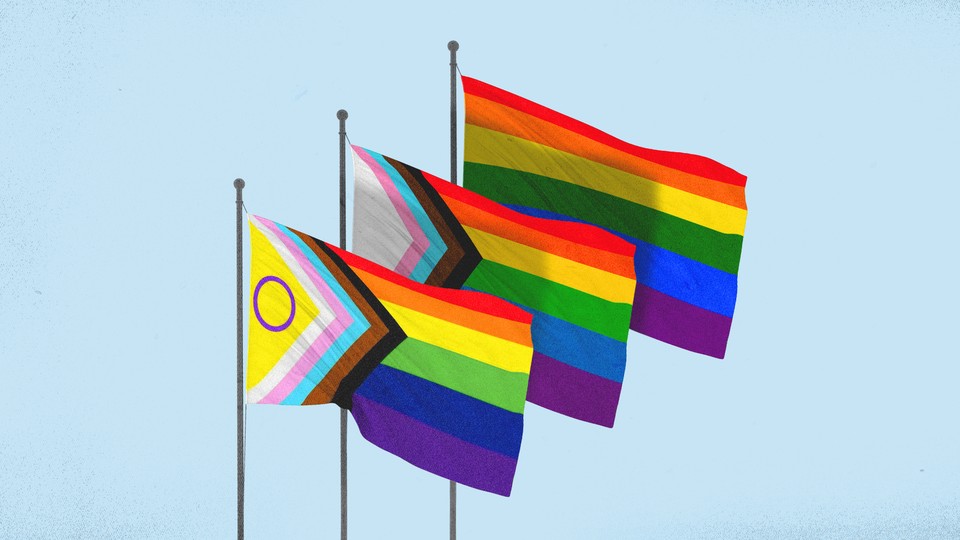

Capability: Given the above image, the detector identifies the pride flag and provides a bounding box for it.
[248,215,533,496]
[351,147,636,427]
[462,76,747,359]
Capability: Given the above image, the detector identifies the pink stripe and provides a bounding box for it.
[354,146,430,277]
[258,317,350,404]
[255,216,352,325]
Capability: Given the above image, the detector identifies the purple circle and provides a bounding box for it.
[253,276,296,332]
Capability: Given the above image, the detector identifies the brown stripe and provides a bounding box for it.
[383,156,481,288]
[292,231,405,407]
[384,156,467,286]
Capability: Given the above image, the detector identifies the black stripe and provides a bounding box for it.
[316,240,408,409]
[385,157,482,288]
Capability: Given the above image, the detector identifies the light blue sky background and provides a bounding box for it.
[2,1,958,538]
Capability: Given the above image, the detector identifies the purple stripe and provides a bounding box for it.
[526,352,623,428]
[632,284,732,359]
[351,394,519,496]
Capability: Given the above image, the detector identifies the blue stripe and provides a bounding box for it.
[355,364,523,458]
[461,287,625,383]
[275,224,371,404]
[365,148,448,283]
[531,311,626,383]
[503,204,737,317]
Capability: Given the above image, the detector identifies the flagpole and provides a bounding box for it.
[234,177,246,540]
[337,108,349,540]
[447,39,459,540]
[449,41,459,187]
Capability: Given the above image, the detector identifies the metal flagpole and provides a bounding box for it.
[447,39,459,540]
[234,177,246,540]
[337,108,349,540]
[449,41,459,187]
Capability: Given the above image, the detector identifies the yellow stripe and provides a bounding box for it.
[465,124,747,236]
[380,300,532,375]
[462,225,635,304]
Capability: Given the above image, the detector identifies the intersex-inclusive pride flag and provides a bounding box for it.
[351,146,636,427]
[461,76,748,359]
[247,214,534,496]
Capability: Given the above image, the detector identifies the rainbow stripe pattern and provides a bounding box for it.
[461,76,748,359]
[352,147,636,427]
[248,215,533,496]
[334,246,533,496]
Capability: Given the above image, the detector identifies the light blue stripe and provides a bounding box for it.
[280,321,369,405]
[274,224,372,404]
[365,148,447,283]
[276,223,368,327]
[503,204,737,317]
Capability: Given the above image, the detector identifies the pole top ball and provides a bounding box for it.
[337,109,348,121]
[448,41,459,52]
[234,178,245,189]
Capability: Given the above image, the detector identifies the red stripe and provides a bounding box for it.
[424,171,636,258]
[462,76,747,188]
[327,244,533,325]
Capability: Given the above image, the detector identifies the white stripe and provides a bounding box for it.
[247,317,326,403]
[250,216,339,328]
[351,149,414,270]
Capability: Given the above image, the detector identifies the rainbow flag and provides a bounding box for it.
[351,147,636,427]
[248,215,533,496]
[461,76,747,359]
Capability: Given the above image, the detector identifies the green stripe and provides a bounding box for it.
[464,260,631,342]
[464,162,743,274]
[381,338,529,414]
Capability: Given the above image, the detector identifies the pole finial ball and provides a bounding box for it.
[448,40,459,51]
[234,178,245,189]
[337,109,348,121]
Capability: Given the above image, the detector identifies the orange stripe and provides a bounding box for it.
[465,93,747,210]
[350,266,533,347]
[425,171,636,257]
[331,244,531,324]
[462,76,747,187]
[440,194,636,279]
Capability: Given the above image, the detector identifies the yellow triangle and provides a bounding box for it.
[247,223,323,391]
